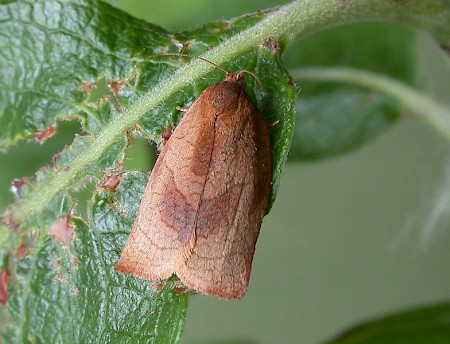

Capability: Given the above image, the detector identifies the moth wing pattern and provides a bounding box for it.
[176,82,271,299]
[116,79,271,299]
[115,94,213,280]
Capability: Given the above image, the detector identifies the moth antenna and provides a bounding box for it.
[157,53,231,75]
[157,53,262,88]
[237,70,262,87]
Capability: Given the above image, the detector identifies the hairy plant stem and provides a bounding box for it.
[9,0,450,223]
[291,67,450,139]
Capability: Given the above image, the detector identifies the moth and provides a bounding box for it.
[115,57,271,299]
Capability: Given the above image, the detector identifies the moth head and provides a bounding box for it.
[227,70,261,88]
[156,53,261,88]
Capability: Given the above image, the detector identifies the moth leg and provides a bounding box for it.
[176,105,188,112]
[162,123,174,142]
[150,275,196,296]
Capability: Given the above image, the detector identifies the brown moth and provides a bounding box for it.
[115,57,271,299]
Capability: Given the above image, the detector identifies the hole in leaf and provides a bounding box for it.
[87,79,110,102]
[124,136,156,172]
[84,77,131,114]
[72,182,96,219]
[0,120,82,211]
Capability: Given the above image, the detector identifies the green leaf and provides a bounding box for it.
[3,0,449,222]
[3,1,297,224]
[327,302,450,343]
[285,22,425,161]
[2,172,188,343]
[0,0,168,145]
[1,0,450,342]
[0,0,294,341]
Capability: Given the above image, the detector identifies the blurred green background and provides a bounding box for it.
[1,1,450,343]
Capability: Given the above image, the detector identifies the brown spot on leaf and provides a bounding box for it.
[1,212,13,227]
[11,176,30,200]
[100,173,123,191]
[100,162,124,190]
[70,256,78,267]
[80,81,96,92]
[12,176,29,189]
[0,269,10,304]
[261,35,281,53]
[54,257,62,268]
[15,243,29,260]
[51,151,61,169]
[99,95,110,103]
[150,280,165,292]
[34,124,56,143]
[49,215,74,245]
[108,80,127,96]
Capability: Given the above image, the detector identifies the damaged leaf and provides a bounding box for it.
[49,215,74,245]
[3,173,187,342]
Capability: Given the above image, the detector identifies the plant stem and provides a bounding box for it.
[9,0,450,222]
[291,67,450,139]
